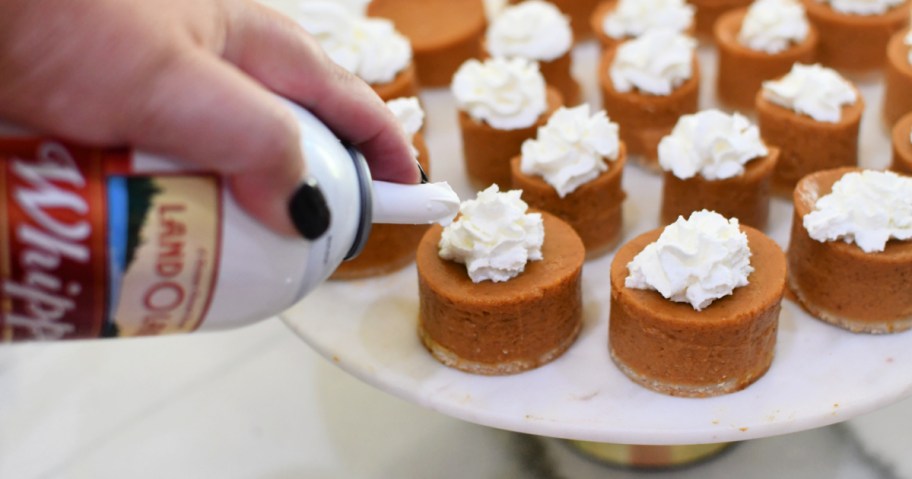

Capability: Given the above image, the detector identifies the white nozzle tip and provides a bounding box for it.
[371,181,460,225]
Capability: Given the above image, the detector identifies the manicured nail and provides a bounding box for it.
[288,178,331,240]
[417,161,429,184]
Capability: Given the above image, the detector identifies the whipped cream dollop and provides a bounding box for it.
[738,0,810,54]
[602,0,695,39]
[818,0,904,15]
[386,97,424,159]
[761,63,857,123]
[803,170,912,253]
[486,0,572,62]
[258,0,369,17]
[484,0,508,19]
[626,210,754,311]
[439,185,544,283]
[610,29,696,96]
[296,2,411,85]
[294,2,356,68]
[520,105,620,197]
[906,30,912,65]
[452,57,548,130]
[658,109,768,180]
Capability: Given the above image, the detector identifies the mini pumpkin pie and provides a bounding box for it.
[453,57,563,189]
[658,110,779,229]
[788,168,912,333]
[484,1,580,105]
[756,63,863,196]
[714,0,818,111]
[294,3,419,100]
[417,186,585,375]
[599,29,700,170]
[689,0,753,36]
[367,0,487,88]
[590,0,695,51]
[610,210,786,397]
[510,105,627,258]
[883,28,912,128]
[801,0,910,71]
[891,111,912,175]
[332,98,429,279]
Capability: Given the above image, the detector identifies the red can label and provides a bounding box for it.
[0,138,221,341]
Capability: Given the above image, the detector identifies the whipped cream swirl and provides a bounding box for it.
[803,170,912,253]
[626,210,754,311]
[610,29,696,96]
[739,0,810,54]
[452,57,548,130]
[439,185,544,283]
[906,30,912,65]
[386,97,424,159]
[520,105,620,197]
[658,109,768,180]
[258,0,369,17]
[486,0,572,62]
[761,63,857,123]
[818,0,904,15]
[602,0,695,39]
[484,0,508,19]
[296,2,412,85]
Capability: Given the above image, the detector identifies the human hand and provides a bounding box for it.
[0,0,419,238]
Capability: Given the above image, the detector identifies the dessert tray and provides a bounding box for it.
[282,43,912,445]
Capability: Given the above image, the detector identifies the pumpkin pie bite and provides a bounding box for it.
[609,210,786,397]
[483,1,580,105]
[883,28,912,128]
[417,186,585,375]
[367,0,487,88]
[801,0,910,71]
[599,29,700,170]
[892,111,912,175]
[756,63,864,196]
[590,0,695,51]
[294,3,419,101]
[453,57,563,189]
[788,168,912,333]
[714,0,818,111]
[510,105,627,258]
[658,110,778,229]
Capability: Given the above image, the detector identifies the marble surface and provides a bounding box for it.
[281,37,901,447]
[0,317,909,479]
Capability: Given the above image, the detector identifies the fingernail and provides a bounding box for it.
[288,178,331,240]
[417,161,429,184]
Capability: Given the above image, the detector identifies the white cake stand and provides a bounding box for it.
[282,42,908,445]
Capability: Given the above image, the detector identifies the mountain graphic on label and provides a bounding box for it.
[107,174,221,337]
[105,176,163,337]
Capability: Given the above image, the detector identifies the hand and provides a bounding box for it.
[0,0,419,237]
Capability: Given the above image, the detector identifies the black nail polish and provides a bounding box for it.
[289,179,331,240]
[417,161,429,184]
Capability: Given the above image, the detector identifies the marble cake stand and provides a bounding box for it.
[283,41,904,446]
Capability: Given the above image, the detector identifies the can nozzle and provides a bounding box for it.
[371,181,460,225]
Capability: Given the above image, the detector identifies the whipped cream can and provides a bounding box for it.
[0,100,457,342]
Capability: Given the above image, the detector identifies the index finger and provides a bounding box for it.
[222,1,420,184]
